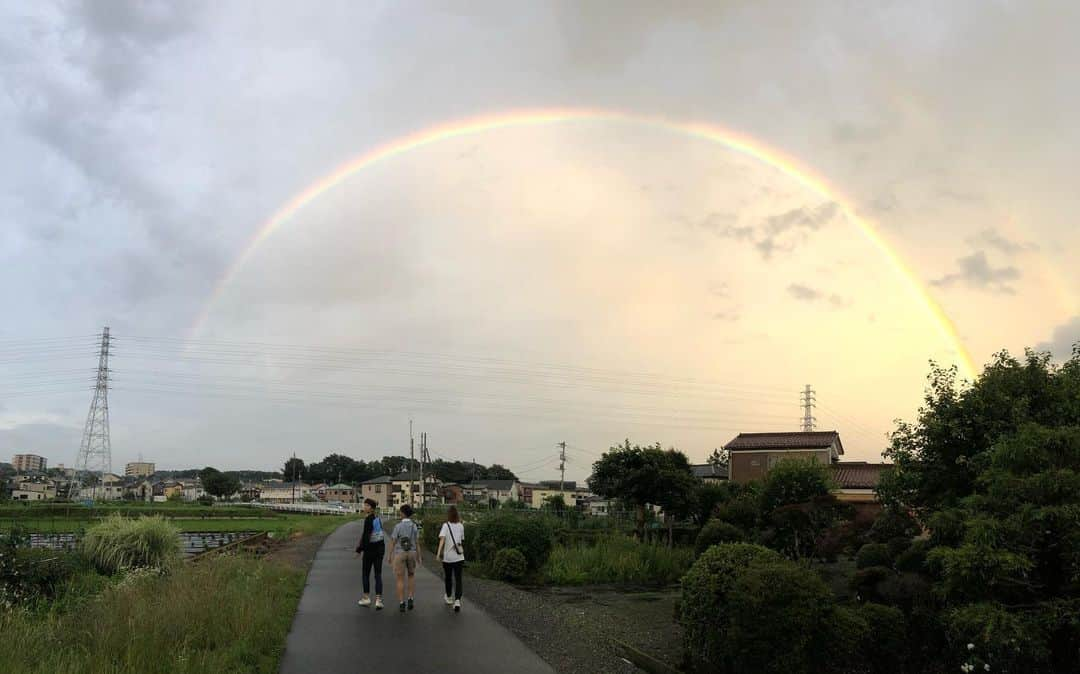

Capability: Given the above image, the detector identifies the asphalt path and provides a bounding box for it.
[279,519,555,673]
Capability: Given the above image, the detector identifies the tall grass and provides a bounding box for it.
[543,535,695,586]
[80,515,181,574]
[0,555,305,673]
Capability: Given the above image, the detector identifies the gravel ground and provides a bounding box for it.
[429,564,683,674]
[262,531,329,570]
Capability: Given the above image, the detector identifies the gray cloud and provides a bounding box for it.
[967,228,1038,255]
[787,283,821,301]
[701,201,840,259]
[930,251,1021,294]
[1037,316,1080,361]
[0,423,82,463]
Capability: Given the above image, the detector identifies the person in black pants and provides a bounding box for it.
[355,498,385,610]
[435,505,466,612]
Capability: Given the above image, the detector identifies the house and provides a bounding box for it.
[690,462,729,483]
[390,471,441,507]
[517,482,540,506]
[360,476,393,508]
[12,477,57,501]
[440,483,465,505]
[586,496,613,517]
[325,483,358,503]
[465,480,519,505]
[831,461,889,518]
[178,479,204,502]
[258,482,312,503]
[723,431,844,484]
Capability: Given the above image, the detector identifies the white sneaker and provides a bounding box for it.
[375,597,384,610]
[454,599,461,613]
[358,597,371,607]
[444,595,453,605]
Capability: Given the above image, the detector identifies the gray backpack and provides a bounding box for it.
[397,520,416,552]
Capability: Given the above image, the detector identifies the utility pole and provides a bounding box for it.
[291,452,297,504]
[75,327,112,501]
[409,419,415,507]
[558,442,567,495]
[418,432,426,507]
[801,385,817,432]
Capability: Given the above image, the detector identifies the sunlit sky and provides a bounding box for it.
[2,2,1077,480]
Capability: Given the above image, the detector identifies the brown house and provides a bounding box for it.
[440,483,465,504]
[724,431,844,483]
[360,476,392,508]
[325,483,358,503]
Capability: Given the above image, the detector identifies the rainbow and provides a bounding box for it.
[190,107,978,379]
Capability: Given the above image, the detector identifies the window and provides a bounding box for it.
[375,485,382,493]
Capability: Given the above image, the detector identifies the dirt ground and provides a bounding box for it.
[262,531,330,570]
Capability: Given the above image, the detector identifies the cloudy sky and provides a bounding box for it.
[2,1,1077,480]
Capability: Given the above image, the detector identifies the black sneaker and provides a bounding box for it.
[398,602,406,613]
[407,597,414,611]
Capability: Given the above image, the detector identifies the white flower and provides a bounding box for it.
[968,643,975,651]
[984,666,990,672]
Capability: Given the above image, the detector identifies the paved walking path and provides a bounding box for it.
[279,520,555,673]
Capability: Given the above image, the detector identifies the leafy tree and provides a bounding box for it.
[483,464,517,481]
[203,471,240,501]
[541,493,567,513]
[588,440,697,540]
[282,457,306,483]
[708,447,728,468]
[758,459,847,560]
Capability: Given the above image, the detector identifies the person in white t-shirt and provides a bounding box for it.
[435,505,466,612]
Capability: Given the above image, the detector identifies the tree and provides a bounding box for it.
[588,440,697,540]
[708,447,728,469]
[541,493,567,513]
[203,472,240,501]
[282,457,306,483]
[483,464,517,481]
[876,346,1080,672]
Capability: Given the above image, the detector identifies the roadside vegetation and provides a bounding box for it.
[0,509,340,672]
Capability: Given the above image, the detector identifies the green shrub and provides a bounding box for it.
[80,515,181,575]
[677,543,784,672]
[856,542,892,569]
[695,520,745,554]
[852,565,892,603]
[947,602,1051,672]
[859,602,908,674]
[491,548,527,581]
[723,560,834,673]
[869,507,921,543]
[196,495,214,506]
[928,509,965,547]
[470,514,554,571]
[0,548,81,606]
[543,535,694,586]
[420,513,445,551]
[713,493,759,532]
[894,539,932,573]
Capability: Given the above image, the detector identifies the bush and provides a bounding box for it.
[196,495,214,506]
[713,493,759,533]
[420,513,445,551]
[722,560,834,673]
[894,539,932,573]
[927,509,965,547]
[0,548,81,606]
[543,535,695,586]
[491,548,527,581]
[859,602,908,673]
[677,543,784,672]
[470,514,555,571]
[695,520,745,554]
[856,542,893,569]
[852,565,892,603]
[80,515,181,575]
[869,507,921,544]
[947,602,1051,672]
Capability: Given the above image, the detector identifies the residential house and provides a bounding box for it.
[690,462,729,483]
[440,483,465,505]
[390,471,441,507]
[360,476,393,508]
[258,482,312,503]
[586,496,613,517]
[517,482,540,506]
[465,480,519,505]
[831,461,889,519]
[325,483,358,503]
[723,431,844,484]
[12,477,57,501]
[178,479,204,502]
[239,483,262,501]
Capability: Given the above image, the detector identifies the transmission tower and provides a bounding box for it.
[800,384,817,432]
[75,327,112,500]
[557,441,567,494]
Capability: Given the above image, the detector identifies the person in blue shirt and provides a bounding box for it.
[355,498,385,610]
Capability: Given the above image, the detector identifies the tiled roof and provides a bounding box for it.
[361,476,393,484]
[328,483,354,490]
[831,462,889,489]
[724,431,843,455]
[691,463,729,480]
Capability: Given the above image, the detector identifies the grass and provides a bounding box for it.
[0,513,356,536]
[0,554,305,673]
[80,515,182,575]
[542,535,696,586]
